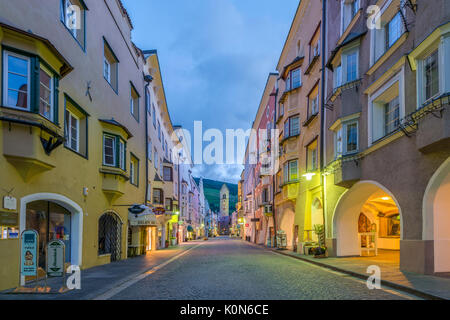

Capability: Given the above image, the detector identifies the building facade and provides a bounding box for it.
[322,0,450,274]
[0,0,193,291]
[242,0,450,275]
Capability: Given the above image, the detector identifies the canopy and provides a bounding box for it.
[187,225,194,232]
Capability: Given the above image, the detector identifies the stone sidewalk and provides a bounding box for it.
[260,244,450,300]
[0,241,203,300]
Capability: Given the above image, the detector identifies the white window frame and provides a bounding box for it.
[369,0,407,66]
[340,0,360,36]
[368,68,405,146]
[38,64,54,121]
[103,134,116,167]
[342,46,359,84]
[3,51,31,111]
[417,47,442,107]
[65,110,80,152]
[335,120,359,159]
[119,140,125,170]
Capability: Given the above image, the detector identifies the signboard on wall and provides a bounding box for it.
[47,240,65,277]
[20,230,39,276]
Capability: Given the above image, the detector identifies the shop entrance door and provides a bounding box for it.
[26,201,72,270]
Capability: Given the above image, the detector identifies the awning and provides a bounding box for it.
[187,225,194,232]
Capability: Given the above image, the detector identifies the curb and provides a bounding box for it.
[244,240,445,300]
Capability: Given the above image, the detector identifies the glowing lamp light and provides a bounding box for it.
[302,173,316,181]
[381,197,391,201]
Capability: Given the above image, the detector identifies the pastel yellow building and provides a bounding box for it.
[0,0,183,290]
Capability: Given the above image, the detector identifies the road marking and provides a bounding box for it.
[93,244,203,300]
[267,248,421,300]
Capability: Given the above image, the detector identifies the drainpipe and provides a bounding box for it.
[320,0,327,240]
[272,86,279,248]
[144,75,153,205]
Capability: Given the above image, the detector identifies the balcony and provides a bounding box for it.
[100,166,129,202]
[333,158,361,188]
[1,112,63,182]
[281,181,299,201]
[415,96,450,154]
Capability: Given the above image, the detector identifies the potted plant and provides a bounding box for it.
[313,224,327,258]
[165,240,169,248]
[170,237,177,246]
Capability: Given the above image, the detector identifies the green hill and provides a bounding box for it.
[193,178,238,214]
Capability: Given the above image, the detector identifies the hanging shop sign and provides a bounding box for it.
[129,212,157,226]
[250,218,260,222]
[20,230,39,276]
[153,207,166,215]
[47,240,65,277]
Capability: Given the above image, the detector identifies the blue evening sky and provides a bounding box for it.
[122,0,299,183]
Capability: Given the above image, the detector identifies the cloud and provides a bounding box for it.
[122,0,298,182]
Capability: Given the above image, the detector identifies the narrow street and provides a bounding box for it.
[101,237,416,300]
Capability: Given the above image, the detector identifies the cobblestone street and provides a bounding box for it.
[107,237,417,300]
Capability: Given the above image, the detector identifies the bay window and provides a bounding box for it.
[285,68,302,92]
[103,134,126,169]
[2,50,59,122]
[334,64,342,89]
[334,120,359,158]
[334,47,359,88]
[39,66,54,120]
[284,116,300,139]
[345,50,358,82]
[3,51,30,110]
[283,159,299,183]
[103,135,115,166]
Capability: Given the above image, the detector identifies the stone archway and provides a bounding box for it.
[423,157,450,273]
[19,193,83,285]
[332,181,403,257]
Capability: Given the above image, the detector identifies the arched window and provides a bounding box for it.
[98,212,122,261]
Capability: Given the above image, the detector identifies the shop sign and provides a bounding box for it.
[3,196,17,210]
[251,218,260,222]
[47,240,65,277]
[153,207,166,215]
[20,230,38,276]
[129,213,157,226]
[0,211,18,227]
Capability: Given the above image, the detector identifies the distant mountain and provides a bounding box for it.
[193,177,238,214]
